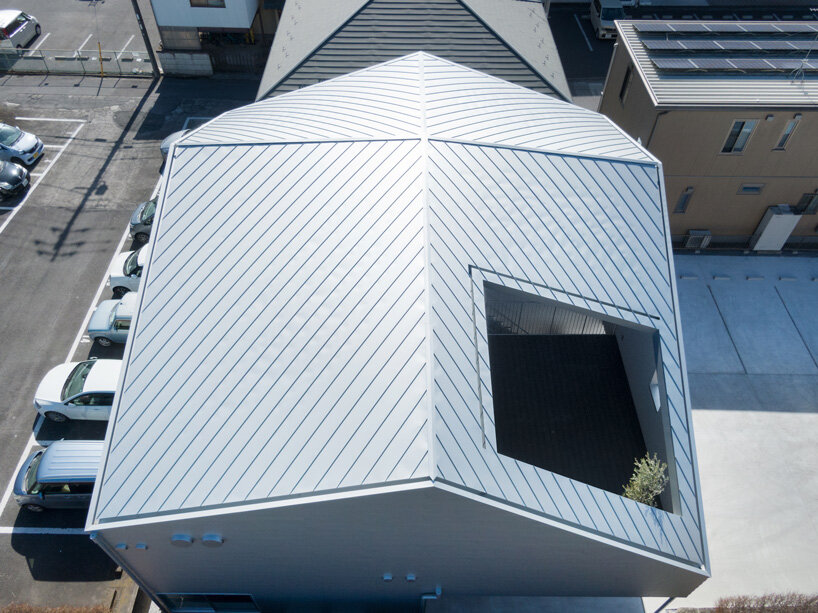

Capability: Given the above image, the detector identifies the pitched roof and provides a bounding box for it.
[256,0,570,101]
[90,53,705,571]
[618,20,818,107]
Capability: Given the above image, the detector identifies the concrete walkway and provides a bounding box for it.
[646,254,818,611]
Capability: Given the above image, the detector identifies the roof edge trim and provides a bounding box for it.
[88,478,435,531]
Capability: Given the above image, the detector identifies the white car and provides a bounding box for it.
[0,121,44,166]
[108,246,147,297]
[34,359,122,422]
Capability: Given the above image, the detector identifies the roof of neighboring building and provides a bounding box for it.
[89,53,705,572]
[617,20,818,107]
[256,0,570,101]
[38,441,104,483]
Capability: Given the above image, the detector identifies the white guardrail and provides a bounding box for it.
[0,48,153,76]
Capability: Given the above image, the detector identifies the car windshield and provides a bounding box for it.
[61,360,95,401]
[24,452,43,494]
[601,7,625,20]
[123,250,141,276]
[140,198,157,222]
[0,125,22,147]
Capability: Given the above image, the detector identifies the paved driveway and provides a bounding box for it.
[646,254,818,610]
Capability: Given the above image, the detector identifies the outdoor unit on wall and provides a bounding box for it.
[684,230,711,250]
[749,205,802,251]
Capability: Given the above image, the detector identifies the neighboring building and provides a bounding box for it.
[256,0,570,100]
[150,0,283,72]
[87,54,708,610]
[599,20,818,250]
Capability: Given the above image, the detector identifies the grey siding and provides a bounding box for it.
[261,0,564,99]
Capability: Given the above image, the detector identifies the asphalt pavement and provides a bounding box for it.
[0,73,258,607]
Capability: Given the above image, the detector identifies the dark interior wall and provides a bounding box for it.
[615,327,679,513]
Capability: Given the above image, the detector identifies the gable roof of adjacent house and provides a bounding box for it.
[256,0,570,101]
[617,20,818,107]
[88,53,707,577]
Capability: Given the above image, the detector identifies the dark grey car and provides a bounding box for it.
[129,197,156,244]
[0,160,29,199]
[13,440,103,512]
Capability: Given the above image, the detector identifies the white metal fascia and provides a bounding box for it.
[88,478,434,532]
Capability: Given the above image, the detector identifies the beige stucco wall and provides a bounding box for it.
[599,46,818,244]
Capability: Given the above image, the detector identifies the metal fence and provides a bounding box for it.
[0,48,154,77]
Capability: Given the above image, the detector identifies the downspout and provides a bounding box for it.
[420,586,443,612]
[653,597,675,613]
[646,110,669,150]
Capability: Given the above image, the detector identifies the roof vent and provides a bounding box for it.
[171,534,193,547]
[202,534,224,547]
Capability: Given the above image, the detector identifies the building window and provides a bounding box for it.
[619,65,633,104]
[775,116,801,149]
[674,187,694,214]
[738,183,765,195]
[189,0,226,7]
[160,594,258,613]
[721,120,757,154]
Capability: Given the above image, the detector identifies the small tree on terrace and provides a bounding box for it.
[623,452,669,507]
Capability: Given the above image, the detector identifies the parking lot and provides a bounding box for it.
[15,0,148,57]
[0,72,258,606]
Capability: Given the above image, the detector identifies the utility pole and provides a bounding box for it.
[130,0,160,76]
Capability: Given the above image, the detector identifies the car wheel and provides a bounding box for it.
[24,504,45,512]
[96,336,113,347]
[44,411,68,423]
[35,25,41,36]
[112,286,129,298]
[134,232,149,244]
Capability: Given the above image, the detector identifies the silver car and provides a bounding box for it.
[0,121,44,166]
[129,197,156,244]
[13,440,103,512]
[88,292,137,346]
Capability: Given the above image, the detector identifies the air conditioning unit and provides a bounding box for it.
[749,205,802,251]
[684,230,711,250]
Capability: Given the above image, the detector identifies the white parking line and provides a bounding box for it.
[15,117,86,123]
[28,32,50,52]
[0,434,36,517]
[574,13,594,52]
[78,33,93,51]
[0,123,84,238]
[117,35,135,59]
[43,144,64,150]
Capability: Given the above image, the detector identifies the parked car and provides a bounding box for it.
[0,160,29,198]
[0,121,44,166]
[130,197,156,244]
[13,440,103,512]
[88,292,137,346]
[33,358,122,422]
[590,0,625,39]
[0,10,40,49]
[160,129,189,159]
[108,245,147,297]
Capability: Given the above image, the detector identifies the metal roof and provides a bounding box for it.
[618,20,818,107]
[256,0,570,101]
[38,441,104,483]
[91,53,705,570]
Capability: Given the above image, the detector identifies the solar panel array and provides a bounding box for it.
[652,57,818,72]
[634,22,818,34]
[636,21,818,74]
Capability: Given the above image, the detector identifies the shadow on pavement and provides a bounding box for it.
[11,532,121,582]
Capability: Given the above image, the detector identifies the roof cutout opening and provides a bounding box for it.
[484,281,678,512]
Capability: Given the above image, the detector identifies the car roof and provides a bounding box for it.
[83,359,123,392]
[37,440,104,483]
[0,11,23,28]
[117,292,138,319]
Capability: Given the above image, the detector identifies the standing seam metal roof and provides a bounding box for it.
[618,20,818,107]
[92,53,705,570]
[256,0,570,101]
